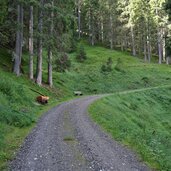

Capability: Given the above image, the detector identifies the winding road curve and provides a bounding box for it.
[10,95,151,171]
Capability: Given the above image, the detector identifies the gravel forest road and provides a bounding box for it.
[10,95,150,171]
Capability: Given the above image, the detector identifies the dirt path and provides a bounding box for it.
[10,95,151,171]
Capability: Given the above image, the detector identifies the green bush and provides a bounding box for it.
[76,45,87,62]
[55,52,71,72]
[115,58,125,73]
[101,57,113,72]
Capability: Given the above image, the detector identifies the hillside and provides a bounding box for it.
[89,88,171,170]
[0,43,171,169]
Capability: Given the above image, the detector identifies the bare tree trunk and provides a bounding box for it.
[13,4,23,76]
[121,38,124,51]
[19,4,23,65]
[166,57,170,64]
[162,29,166,62]
[110,13,113,49]
[78,0,81,39]
[91,18,95,46]
[13,5,20,76]
[88,4,94,46]
[147,38,151,63]
[101,16,104,43]
[156,9,162,64]
[131,26,136,56]
[123,34,127,51]
[47,0,54,87]
[144,39,147,62]
[146,20,151,62]
[88,7,91,44]
[36,0,44,86]
[29,6,34,80]
[158,28,162,64]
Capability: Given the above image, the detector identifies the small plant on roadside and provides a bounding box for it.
[76,45,87,62]
[101,57,113,73]
[63,136,75,142]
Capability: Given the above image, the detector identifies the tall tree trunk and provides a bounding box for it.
[36,0,44,86]
[47,0,54,87]
[88,7,91,44]
[124,35,127,50]
[147,37,151,62]
[166,57,170,64]
[110,13,113,49]
[91,16,95,46]
[156,9,162,64]
[88,4,94,46]
[29,6,34,80]
[78,0,81,39]
[121,38,124,51]
[131,26,136,56]
[162,29,166,62]
[101,16,104,43]
[13,4,23,76]
[144,38,147,62]
[19,4,23,65]
[158,28,162,64]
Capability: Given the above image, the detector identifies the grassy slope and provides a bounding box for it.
[0,42,171,170]
[89,88,171,170]
[59,44,171,94]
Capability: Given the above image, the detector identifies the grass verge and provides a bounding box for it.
[89,87,171,171]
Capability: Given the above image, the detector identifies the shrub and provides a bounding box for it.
[115,58,125,73]
[76,45,87,62]
[142,77,150,86]
[55,52,71,72]
[101,57,113,72]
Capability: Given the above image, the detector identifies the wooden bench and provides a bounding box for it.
[74,91,83,96]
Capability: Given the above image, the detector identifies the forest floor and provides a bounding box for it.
[10,95,150,171]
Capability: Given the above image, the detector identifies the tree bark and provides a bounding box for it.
[101,16,104,43]
[29,6,34,80]
[78,0,81,39]
[36,0,44,86]
[147,38,151,63]
[158,28,162,64]
[166,57,170,64]
[91,16,95,46]
[162,29,166,62]
[47,0,54,87]
[144,39,147,62]
[88,6,91,44]
[88,4,94,46]
[146,20,151,62]
[110,13,113,49]
[13,4,23,76]
[131,26,136,56]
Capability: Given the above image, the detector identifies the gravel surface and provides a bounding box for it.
[10,95,151,171]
